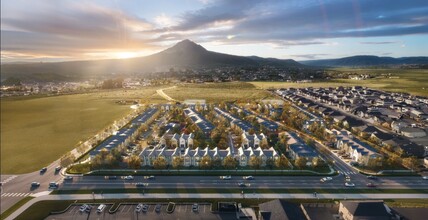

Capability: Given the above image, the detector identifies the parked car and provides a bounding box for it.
[135,203,143,213]
[142,204,149,212]
[79,204,89,212]
[124,175,134,180]
[40,167,47,173]
[243,176,254,180]
[31,182,40,187]
[144,176,155,180]
[155,204,161,212]
[192,203,199,212]
[97,204,106,213]
[320,177,332,182]
[345,182,355,187]
[220,175,232,180]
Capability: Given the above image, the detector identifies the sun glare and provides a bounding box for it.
[114,52,138,59]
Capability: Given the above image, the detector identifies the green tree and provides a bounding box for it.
[153,156,168,170]
[223,155,238,169]
[403,156,419,171]
[266,158,275,170]
[200,156,212,170]
[249,156,263,170]
[275,155,290,169]
[172,157,184,170]
[127,155,142,169]
[386,154,402,167]
[295,157,308,169]
[212,157,222,169]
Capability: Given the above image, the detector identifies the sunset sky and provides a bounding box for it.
[1,0,427,63]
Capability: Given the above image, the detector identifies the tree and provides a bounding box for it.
[403,156,419,171]
[60,152,76,168]
[212,157,222,169]
[127,155,142,169]
[275,155,290,169]
[386,154,402,167]
[312,157,326,168]
[249,156,262,170]
[266,158,275,170]
[200,156,212,170]
[223,156,238,169]
[172,157,184,170]
[153,156,168,169]
[295,157,308,169]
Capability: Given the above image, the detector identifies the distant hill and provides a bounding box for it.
[0,39,306,82]
[301,55,428,67]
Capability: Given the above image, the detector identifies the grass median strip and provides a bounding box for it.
[52,188,428,195]
[1,196,34,220]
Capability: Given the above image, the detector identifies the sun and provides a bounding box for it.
[114,52,138,59]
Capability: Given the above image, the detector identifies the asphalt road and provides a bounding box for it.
[0,159,63,213]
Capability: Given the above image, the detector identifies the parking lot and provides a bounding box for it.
[46,203,236,220]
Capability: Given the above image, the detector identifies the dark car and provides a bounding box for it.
[40,167,47,173]
[155,204,161,212]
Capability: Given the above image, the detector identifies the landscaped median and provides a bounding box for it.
[76,167,337,177]
[50,188,428,195]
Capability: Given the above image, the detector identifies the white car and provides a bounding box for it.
[64,176,73,181]
[220,175,231,180]
[243,176,254,180]
[124,175,134,180]
[144,176,155,180]
[422,176,428,180]
[345,182,355,187]
[320,177,332,182]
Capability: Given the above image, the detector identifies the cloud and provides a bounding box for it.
[292,54,330,60]
[359,41,398,45]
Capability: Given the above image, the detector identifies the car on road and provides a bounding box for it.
[422,176,428,180]
[192,203,199,212]
[220,175,232,180]
[155,204,162,212]
[135,182,149,187]
[124,175,134,180]
[345,182,355,187]
[238,182,251,187]
[31,182,40,187]
[64,176,73,181]
[144,175,155,180]
[49,182,59,188]
[55,166,62,172]
[40,167,47,173]
[243,176,254,180]
[136,203,143,213]
[367,175,378,180]
[366,182,376,187]
[105,176,117,180]
[320,177,332,182]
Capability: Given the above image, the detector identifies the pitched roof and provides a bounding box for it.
[259,199,306,220]
[340,201,390,217]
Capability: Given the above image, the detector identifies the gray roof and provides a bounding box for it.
[341,201,390,218]
[259,199,306,220]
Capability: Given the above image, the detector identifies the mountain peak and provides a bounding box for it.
[165,39,207,54]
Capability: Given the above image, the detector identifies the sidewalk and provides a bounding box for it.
[6,192,428,220]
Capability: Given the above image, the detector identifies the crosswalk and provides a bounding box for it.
[1,192,33,197]
[1,175,18,184]
[338,171,357,175]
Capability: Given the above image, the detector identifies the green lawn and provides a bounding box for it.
[164,82,274,103]
[251,68,428,97]
[0,86,167,174]
[0,196,33,220]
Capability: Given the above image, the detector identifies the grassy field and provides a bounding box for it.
[251,68,428,97]
[0,86,167,174]
[163,82,274,103]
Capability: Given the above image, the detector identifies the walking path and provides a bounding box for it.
[5,192,428,220]
[156,86,177,101]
